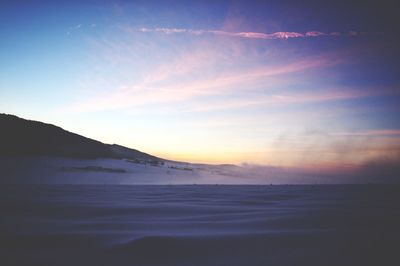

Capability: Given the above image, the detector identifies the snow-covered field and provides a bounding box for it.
[0,156,249,184]
[1,184,399,266]
[0,156,366,184]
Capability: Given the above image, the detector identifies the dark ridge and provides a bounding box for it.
[0,113,162,161]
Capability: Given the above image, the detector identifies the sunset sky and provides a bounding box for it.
[1,0,399,169]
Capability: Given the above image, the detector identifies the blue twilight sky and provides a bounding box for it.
[1,0,400,169]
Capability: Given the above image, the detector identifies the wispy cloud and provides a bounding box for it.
[186,87,397,113]
[67,55,341,113]
[65,23,394,115]
[138,27,367,40]
[334,129,400,137]
[67,24,82,35]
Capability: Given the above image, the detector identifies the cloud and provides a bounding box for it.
[67,55,342,113]
[330,32,341,36]
[334,129,400,137]
[140,27,187,34]
[186,86,396,113]
[66,24,85,35]
[207,30,305,39]
[348,30,358,36]
[138,27,353,40]
[305,31,326,37]
[66,35,399,114]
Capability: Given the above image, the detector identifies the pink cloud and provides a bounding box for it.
[186,87,390,113]
[67,25,382,115]
[139,27,348,40]
[231,32,271,39]
[68,55,340,113]
[306,31,326,37]
[136,27,384,40]
[330,32,341,36]
[154,28,188,34]
[348,30,358,36]
[269,32,304,39]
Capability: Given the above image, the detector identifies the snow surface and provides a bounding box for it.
[1,184,399,266]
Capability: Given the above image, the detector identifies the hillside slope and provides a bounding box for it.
[0,114,161,161]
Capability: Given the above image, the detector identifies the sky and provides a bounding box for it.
[1,0,400,176]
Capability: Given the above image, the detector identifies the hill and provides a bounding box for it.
[0,113,161,162]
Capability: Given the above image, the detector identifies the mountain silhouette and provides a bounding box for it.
[0,113,161,161]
